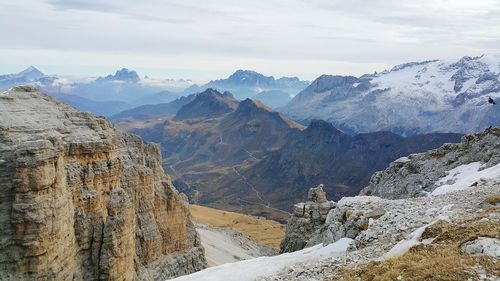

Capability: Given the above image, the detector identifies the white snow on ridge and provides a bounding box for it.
[431,162,500,196]
[284,54,500,135]
[382,220,435,259]
[480,53,500,74]
[168,238,354,281]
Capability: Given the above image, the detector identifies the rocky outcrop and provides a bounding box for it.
[268,181,500,280]
[174,89,238,121]
[280,185,388,253]
[0,87,207,280]
[461,237,500,259]
[280,185,335,253]
[280,128,500,256]
[362,127,500,199]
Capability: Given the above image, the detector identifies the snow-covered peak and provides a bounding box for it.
[283,54,500,135]
[18,66,44,79]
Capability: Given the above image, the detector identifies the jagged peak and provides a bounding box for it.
[390,60,438,72]
[97,68,140,83]
[198,87,221,96]
[234,98,304,129]
[174,88,238,120]
[19,66,44,76]
[195,88,238,103]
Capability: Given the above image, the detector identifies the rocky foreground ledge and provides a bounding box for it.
[0,87,207,280]
[274,128,500,280]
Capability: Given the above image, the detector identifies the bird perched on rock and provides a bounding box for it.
[488,97,496,105]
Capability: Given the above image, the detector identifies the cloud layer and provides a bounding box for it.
[1,0,499,80]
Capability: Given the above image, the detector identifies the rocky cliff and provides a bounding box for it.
[362,127,500,199]
[279,185,335,253]
[0,86,207,280]
[270,129,499,280]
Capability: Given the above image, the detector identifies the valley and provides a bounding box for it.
[2,1,500,280]
[189,205,283,267]
[115,88,463,221]
[190,205,285,250]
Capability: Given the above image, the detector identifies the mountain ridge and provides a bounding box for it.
[184,69,309,101]
[282,54,500,136]
[126,90,462,221]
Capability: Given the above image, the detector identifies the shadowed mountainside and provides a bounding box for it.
[124,89,463,221]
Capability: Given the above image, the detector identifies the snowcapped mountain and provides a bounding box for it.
[282,55,500,136]
[185,69,309,101]
[0,66,46,89]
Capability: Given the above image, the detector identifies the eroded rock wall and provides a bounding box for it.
[0,87,206,280]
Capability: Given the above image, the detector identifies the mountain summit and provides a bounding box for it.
[225,70,275,86]
[18,66,44,79]
[0,66,45,88]
[283,54,500,135]
[184,70,309,101]
[175,88,238,120]
[96,68,141,83]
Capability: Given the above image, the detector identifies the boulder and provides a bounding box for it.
[280,185,335,253]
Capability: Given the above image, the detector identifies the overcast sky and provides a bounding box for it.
[1,0,499,81]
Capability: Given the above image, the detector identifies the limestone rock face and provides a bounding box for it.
[280,185,335,253]
[461,237,500,259]
[362,127,500,199]
[0,87,207,280]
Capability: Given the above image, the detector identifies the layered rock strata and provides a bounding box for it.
[280,185,335,253]
[0,87,207,280]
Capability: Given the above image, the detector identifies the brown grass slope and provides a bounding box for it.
[338,208,500,281]
[190,205,285,250]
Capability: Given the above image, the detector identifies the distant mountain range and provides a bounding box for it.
[125,89,462,221]
[184,70,310,105]
[0,66,45,87]
[283,55,500,136]
[0,67,307,116]
[4,54,499,135]
[110,94,198,121]
[0,67,194,116]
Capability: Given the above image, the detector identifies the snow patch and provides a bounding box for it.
[395,156,410,163]
[382,217,444,259]
[169,238,354,281]
[431,162,500,195]
[382,224,428,259]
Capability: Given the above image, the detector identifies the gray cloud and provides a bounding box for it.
[0,0,498,80]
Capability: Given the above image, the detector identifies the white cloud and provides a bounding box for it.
[0,0,499,80]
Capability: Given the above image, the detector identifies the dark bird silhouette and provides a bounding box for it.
[489,97,496,105]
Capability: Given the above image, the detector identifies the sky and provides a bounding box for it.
[1,0,500,81]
